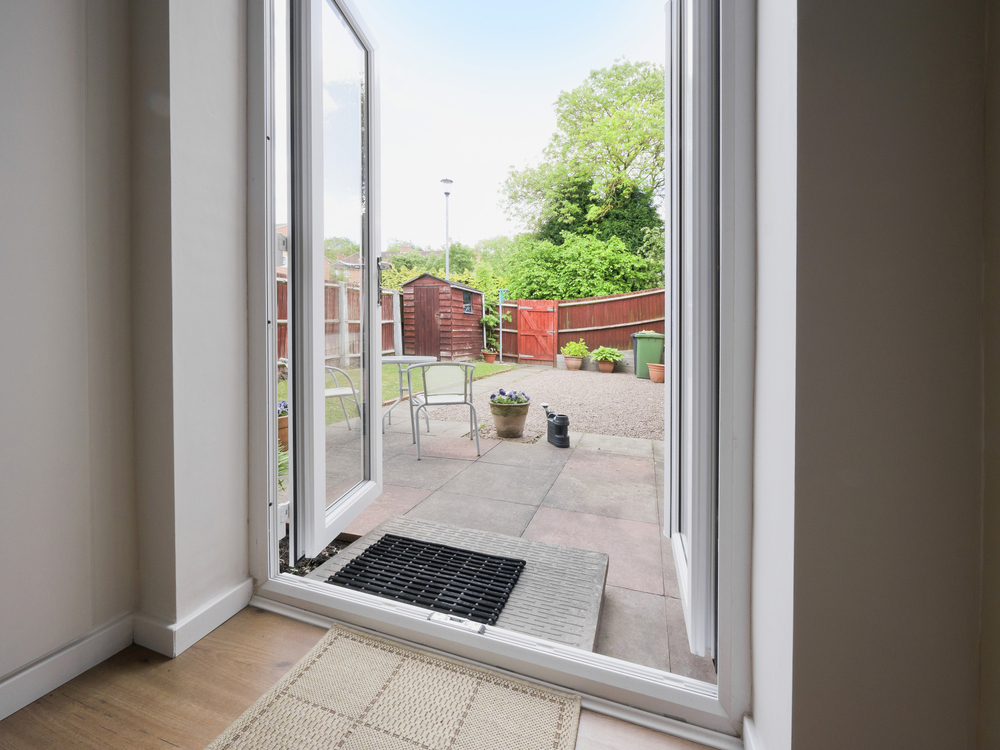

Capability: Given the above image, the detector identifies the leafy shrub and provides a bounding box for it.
[506,233,661,301]
[590,346,624,362]
[561,339,589,358]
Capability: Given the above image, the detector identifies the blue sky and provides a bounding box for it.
[277,0,667,251]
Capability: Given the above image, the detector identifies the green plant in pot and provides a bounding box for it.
[480,308,510,364]
[489,388,530,438]
[591,346,624,373]
[561,339,589,371]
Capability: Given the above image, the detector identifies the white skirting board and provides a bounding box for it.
[743,716,764,750]
[0,613,134,722]
[134,578,254,657]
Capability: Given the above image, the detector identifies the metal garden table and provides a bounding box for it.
[382,355,437,433]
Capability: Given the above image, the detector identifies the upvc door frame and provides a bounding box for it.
[247,0,754,742]
[289,0,383,559]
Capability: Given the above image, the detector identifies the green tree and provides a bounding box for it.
[535,177,663,256]
[506,233,661,301]
[504,60,665,232]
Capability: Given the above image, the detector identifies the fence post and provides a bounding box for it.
[338,281,349,368]
[552,299,559,367]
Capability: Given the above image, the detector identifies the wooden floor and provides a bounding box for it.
[0,607,710,750]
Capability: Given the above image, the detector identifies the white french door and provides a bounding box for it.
[667,0,719,660]
[289,0,382,560]
[251,0,752,736]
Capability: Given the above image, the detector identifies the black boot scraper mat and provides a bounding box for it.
[326,534,526,625]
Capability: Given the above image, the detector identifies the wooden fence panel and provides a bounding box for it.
[275,277,400,362]
[500,288,665,363]
[499,301,518,359]
[556,288,665,352]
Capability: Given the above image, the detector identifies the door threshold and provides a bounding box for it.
[248,588,741,749]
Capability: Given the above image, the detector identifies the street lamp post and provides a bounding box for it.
[440,178,453,280]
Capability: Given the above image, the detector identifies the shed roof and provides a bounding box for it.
[401,272,482,294]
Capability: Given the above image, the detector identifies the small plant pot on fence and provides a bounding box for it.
[490,403,530,438]
[647,363,666,383]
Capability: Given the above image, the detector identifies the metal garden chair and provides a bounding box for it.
[406,362,480,459]
[325,365,361,430]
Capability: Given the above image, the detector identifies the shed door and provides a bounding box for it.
[414,286,440,356]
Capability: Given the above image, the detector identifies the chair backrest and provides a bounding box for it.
[410,362,475,402]
[325,365,356,390]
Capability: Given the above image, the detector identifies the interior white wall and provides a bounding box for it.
[131,0,177,623]
[130,0,250,642]
[167,0,249,621]
[791,1,984,748]
[751,0,797,747]
[0,0,137,680]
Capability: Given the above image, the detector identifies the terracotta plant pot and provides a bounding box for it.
[278,414,289,449]
[482,351,497,364]
[647,363,666,383]
[597,360,615,373]
[564,356,583,371]
[489,402,530,438]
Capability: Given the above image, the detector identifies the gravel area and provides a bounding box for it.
[426,366,665,441]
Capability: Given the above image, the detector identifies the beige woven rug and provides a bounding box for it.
[206,624,581,750]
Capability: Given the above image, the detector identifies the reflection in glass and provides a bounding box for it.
[322,0,367,507]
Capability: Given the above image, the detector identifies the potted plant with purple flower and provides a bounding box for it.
[278,400,289,450]
[489,388,530,438]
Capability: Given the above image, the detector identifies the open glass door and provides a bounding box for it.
[667,0,719,660]
[289,0,382,560]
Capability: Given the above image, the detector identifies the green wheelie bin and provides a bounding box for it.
[631,331,665,379]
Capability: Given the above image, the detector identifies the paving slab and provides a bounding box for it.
[593,585,670,671]
[405,434,499,461]
[528,430,584,450]
[577,433,654,458]
[384,416,469,438]
[406,491,537,537]
[654,459,665,528]
[382,453,471,491]
[522,507,665,595]
[653,439,665,461]
[659,533,680,600]
[438,460,562,506]
[542,474,658,524]
[561,450,656,485]
[343,485,432,538]
[478,440,573,471]
[665,594,717,684]
[381,431,417,457]
[310,516,608,650]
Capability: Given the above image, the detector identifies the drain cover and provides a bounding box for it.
[325,534,526,625]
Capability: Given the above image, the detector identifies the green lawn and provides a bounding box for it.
[278,359,515,425]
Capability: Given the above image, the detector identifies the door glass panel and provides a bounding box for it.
[321,0,367,508]
[275,0,293,566]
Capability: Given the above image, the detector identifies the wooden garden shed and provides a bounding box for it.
[402,273,485,360]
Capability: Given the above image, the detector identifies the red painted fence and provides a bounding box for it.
[500,287,665,364]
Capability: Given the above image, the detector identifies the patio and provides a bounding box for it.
[324,365,716,682]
